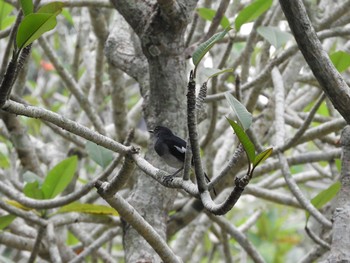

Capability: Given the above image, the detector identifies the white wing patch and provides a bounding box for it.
[174,145,186,153]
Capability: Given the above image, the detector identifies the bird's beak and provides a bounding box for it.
[149,129,154,134]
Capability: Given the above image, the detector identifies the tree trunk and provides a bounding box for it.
[108,1,197,261]
[326,126,350,262]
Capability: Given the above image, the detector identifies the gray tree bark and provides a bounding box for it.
[326,126,350,262]
[107,1,197,262]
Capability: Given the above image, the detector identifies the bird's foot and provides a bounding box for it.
[164,175,174,185]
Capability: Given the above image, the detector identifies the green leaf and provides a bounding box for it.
[0,0,13,19]
[42,156,77,199]
[0,16,15,30]
[257,26,292,49]
[5,199,31,211]
[306,181,341,220]
[206,68,234,81]
[20,0,33,16]
[0,214,16,230]
[61,8,74,26]
[253,147,273,167]
[226,117,255,163]
[330,51,350,73]
[57,202,118,216]
[235,0,273,31]
[224,92,252,131]
[0,151,10,168]
[197,8,230,28]
[23,180,44,200]
[192,27,231,67]
[0,0,14,30]
[86,141,113,168]
[16,6,62,50]
[37,2,63,14]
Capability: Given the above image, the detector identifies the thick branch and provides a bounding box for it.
[109,0,151,35]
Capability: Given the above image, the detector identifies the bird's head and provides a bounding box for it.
[149,126,173,138]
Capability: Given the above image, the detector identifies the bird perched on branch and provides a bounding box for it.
[149,126,216,194]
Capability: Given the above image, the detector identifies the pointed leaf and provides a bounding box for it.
[0,214,16,230]
[227,117,255,163]
[23,180,44,200]
[306,181,341,220]
[5,199,32,211]
[257,26,292,49]
[192,27,231,67]
[42,156,77,199]
[225,92,252,130]
[330,51,350,73]
[20,0,33,16]
[197,8,230,28]
[86,141,113,168]
[235,0,272,31]
[57,202,118,216]
[253,148,273,167]
[16,7,62,50]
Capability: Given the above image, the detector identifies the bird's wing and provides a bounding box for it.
[165,136,186,162]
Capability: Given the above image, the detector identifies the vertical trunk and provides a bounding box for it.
[327,126,350,261]
[108,1,197,261]
[124,30,188,263]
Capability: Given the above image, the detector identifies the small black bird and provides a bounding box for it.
[149,126,186,172]
[149,126,216,194]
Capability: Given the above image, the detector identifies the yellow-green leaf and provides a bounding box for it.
[5,199,32,211]
[253,148,273,167]
[58,202,118,216]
